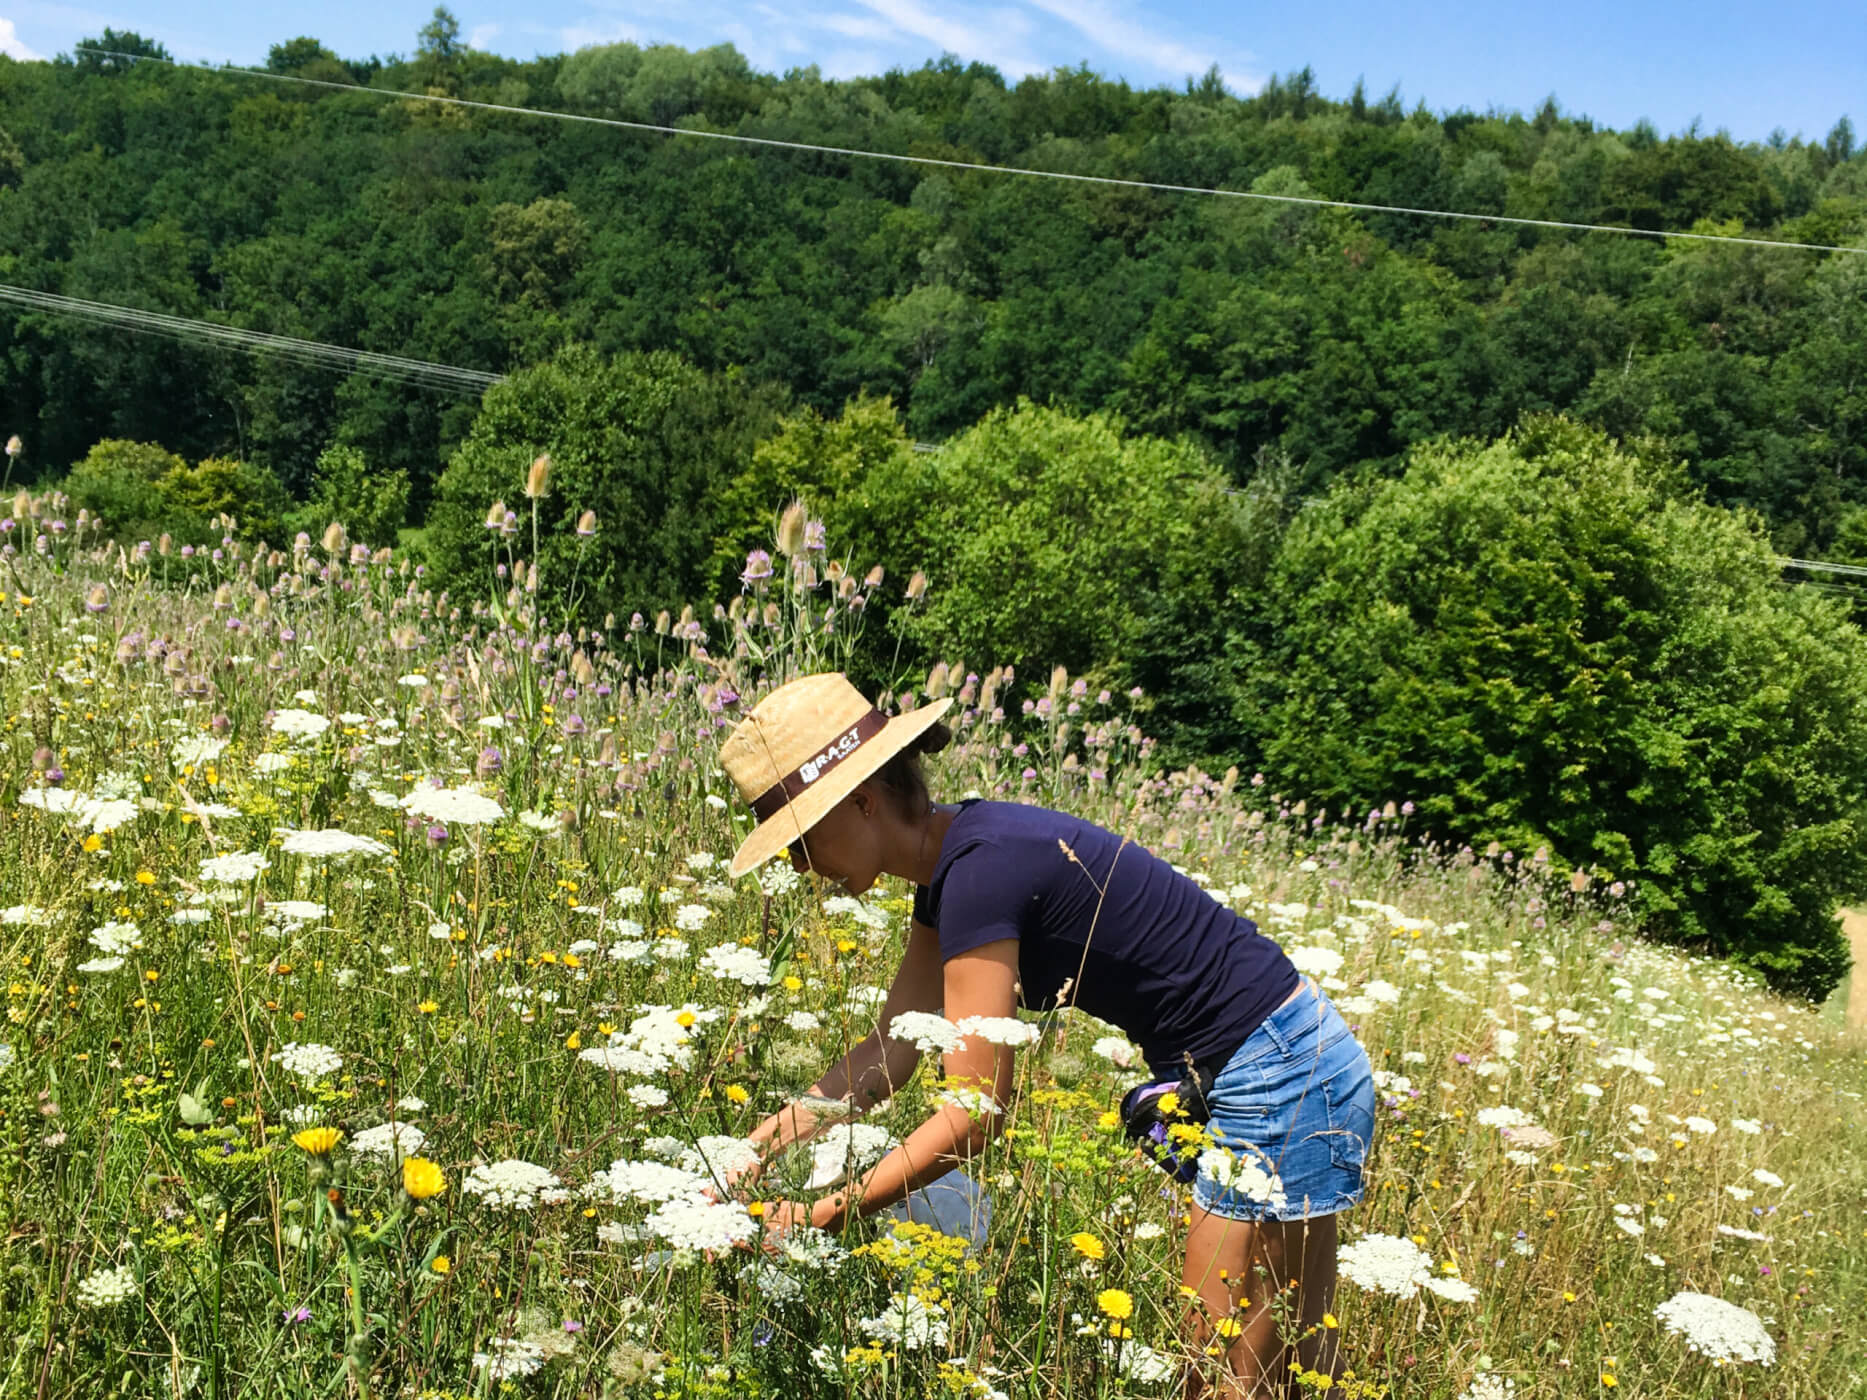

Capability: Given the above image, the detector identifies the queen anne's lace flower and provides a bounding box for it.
[1197,1146,1288,1210]
[805,1123,897,1191]
[643,1197,757,1252]
[400,786,505,826]
[281,829,393,859]
[462,1159,563,1211]
[1653,1290,1776,1365]
[955,1015,1040,1046]
[586,1159,709,1205]
[89,921,142,955]
[698,944,772,987]
[270,709,330,742]
[200,851,270,883]
[1338,1233,1434,1298]
[347,1122,427,1159]
[472,1338,547,1381]
[271,1042,343,1082]
[889,1012,965,1054]
[859,1293,948,1351]
[75,1263,139,1309]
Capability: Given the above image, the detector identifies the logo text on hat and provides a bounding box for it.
[799,723,865,785]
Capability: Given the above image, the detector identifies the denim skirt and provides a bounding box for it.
[1191,976,1376,1222]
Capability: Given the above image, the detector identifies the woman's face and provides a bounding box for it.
[788,788,886,894]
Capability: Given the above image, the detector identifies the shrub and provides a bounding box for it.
[62,439,190,544]
[157,456,292,546]
[286,445,411,551]
[1235,415,1867,998]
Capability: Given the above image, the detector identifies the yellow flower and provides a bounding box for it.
[293,1127,342,1155]
[430,1254,451,1275]
[1213,1317,1244,1339]
[1070,1233,1106,1261]
[675,1011,697,1029]
[782,975,803,991]
[134,870,157,885]
[1322,1313,1339,1329]
[402,1156,447,1200]
[81,834,104,854]
[417,1000,439,1015]
[725,1084,750,1105]
[1097,1288,1134,1320]
[1098,1110,1122,1131]
[564,1031,582,1050]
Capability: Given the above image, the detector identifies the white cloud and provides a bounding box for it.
[851,0,1045,78]
[467,23,502,51]
[1,17,44,60]
[559,20,639,51]
[1020,0,1258,90]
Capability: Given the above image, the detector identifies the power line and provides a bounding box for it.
[0,284,503,396]
[74,48,1867,259]
[1777,556,1867,580]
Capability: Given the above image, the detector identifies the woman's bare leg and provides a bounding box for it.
[1181,1204,1342,1399]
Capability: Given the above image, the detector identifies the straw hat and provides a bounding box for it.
[722,672,953,877]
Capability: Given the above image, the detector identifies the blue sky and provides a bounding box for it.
[1,0,1861,145]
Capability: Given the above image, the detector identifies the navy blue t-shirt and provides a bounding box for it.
[912,800,1298,1076]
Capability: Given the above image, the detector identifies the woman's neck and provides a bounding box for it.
[891,799,960,888]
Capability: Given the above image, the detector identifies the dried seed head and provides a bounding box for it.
[1048,665,1069,707]
[524,454,552,499]
[776,501,808,557]
[571,649,595,685]
[654,609,671,636]
[4,435,19,458]
[762,601,781,628]
[925,662,949,699]
[322,522,347,555]
[864,564,885,588]
[575,509,597,537]
[906,570,928,601]
[11,490,29,520]
[1570,870,1588,893]
[484,499,507,530]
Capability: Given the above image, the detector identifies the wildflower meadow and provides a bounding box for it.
[1,492,1863,1400]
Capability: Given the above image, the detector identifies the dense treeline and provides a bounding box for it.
[1,15,1864,546]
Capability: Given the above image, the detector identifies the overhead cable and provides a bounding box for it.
[0,284,503,396]
[73,48,1867,259]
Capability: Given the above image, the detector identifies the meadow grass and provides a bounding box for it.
[0,506,1862,1400]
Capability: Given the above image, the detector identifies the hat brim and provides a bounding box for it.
[728,696,955,878]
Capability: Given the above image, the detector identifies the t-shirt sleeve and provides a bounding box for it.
[932,846,1026,960]
[911,883,932,928]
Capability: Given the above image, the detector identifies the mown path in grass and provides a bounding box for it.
[1845,908,1867,1029]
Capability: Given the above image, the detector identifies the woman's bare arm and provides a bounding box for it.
[745,916,945,1161]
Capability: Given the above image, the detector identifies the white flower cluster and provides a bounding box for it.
[1103,1340,1177,1385]
[472,1337,547,1381]
[1091,1035,1139,1069]
[0,1043,14,1074]
[698,943,772,987]
[271,1042,343,1082]
[270,709,330,741]
[400,786,505,826]
[1653,1290,1776,1365]
[955,1015,1040,1046]
[586,1159,709,1205]
[1336,1233,1433,1298]
[643,1197,757,1252]
[1197,1146,1288,1210]
[462,1159,565,1211]
[678,1135,762,1183]
[859,1292,948,1351]
[75,1263,139,1309]
[578,1003,719,1077]
[347,1122,427,1160]
[1287,946,1345,977]
[672,903,712,931]
[822,895,892,931]
[1457,1375,1517,1400]
[1475,1105,1534,1129]
[280,829,393,860]
[200,851,270,884]
[806,1122,897,1191]
[89,921,142,955]
[889,1012,966,1054]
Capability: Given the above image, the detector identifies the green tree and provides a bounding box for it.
[424,345,787,617]
[62,439,189,543]
[1235,416,1867,999]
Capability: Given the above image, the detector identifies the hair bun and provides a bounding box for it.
[908,719,953,758]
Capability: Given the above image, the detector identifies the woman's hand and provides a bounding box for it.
[757,1199,818,1249]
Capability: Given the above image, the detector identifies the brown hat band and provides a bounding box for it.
[750,708,893,821]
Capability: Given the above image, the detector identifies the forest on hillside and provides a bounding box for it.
[1,14,1864,552]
